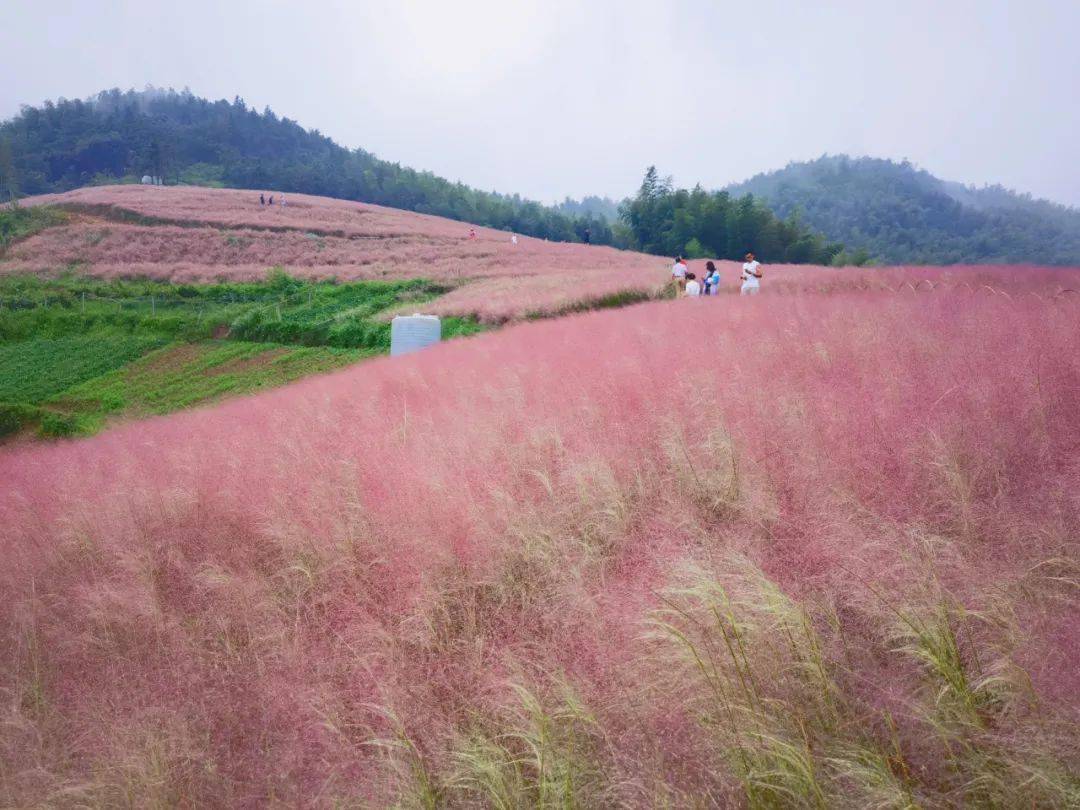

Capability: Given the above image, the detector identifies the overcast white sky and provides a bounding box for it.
[3,0,1078,205]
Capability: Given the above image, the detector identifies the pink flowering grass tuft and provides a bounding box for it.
[2,287,1079,805]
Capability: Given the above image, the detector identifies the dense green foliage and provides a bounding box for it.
[0,88,614,245]
[619,167,846,264]
[728,155,1080,265]
[0,205,68,250]
[0,270,483,437]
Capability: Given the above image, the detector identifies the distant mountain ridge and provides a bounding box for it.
[726,155,1080,265]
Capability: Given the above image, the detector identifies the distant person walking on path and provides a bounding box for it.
[260,193,265,205]
[583,227,591,244]
[671,256,688,292]
[684,272,701,297]
[741,253,762,295]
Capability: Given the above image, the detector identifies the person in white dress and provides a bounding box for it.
[684,273,701,297]
[740,253,762,295]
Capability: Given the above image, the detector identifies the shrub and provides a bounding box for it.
[0,402,37,437]
[37,410,85,437]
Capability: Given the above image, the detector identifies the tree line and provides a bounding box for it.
[618,167,851,265]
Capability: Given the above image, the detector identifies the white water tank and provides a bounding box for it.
[391,314,441,357]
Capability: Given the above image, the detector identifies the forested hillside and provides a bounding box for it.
[618,167,848,265]
[727,155,1080,265]
[0,88,615,245]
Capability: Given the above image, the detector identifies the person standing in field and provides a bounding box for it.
[511,234,518,245]
[583,227,591,245]
[684,272,701,297]
[259,193,265,205]
[469,228,477,240]
[671,256,688,292]
[268,195,274,206]
[703,260,720,295]
[741,252,762,295]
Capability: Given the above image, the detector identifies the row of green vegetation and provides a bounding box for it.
[0,269,483,439]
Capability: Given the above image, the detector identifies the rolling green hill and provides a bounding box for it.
[0,87,615,245]
[726,155,1080,265]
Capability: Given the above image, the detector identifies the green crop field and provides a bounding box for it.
[48,340,366,434]
[0,335,166,402]
[0,268,484,439]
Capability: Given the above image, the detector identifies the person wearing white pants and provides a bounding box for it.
[741,252,762,295]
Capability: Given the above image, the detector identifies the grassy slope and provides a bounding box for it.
[0,205,69,249]
[7,185,669,322]
[0,335,166,402]
[55,340,365,428]
[0,186,662,440]
[0,265,482,438]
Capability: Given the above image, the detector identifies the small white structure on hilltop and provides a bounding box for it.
[391,314,441,357]
[140,176,164,185]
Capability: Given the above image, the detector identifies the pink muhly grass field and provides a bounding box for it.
[7,185,667,321]
[18,183,491,239]
[9,185,1080,323]
[2,289,1078,805]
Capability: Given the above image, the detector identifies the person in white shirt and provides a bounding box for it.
[684,273,701,297]
[671,256,688,292]
[740,252,762,295]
